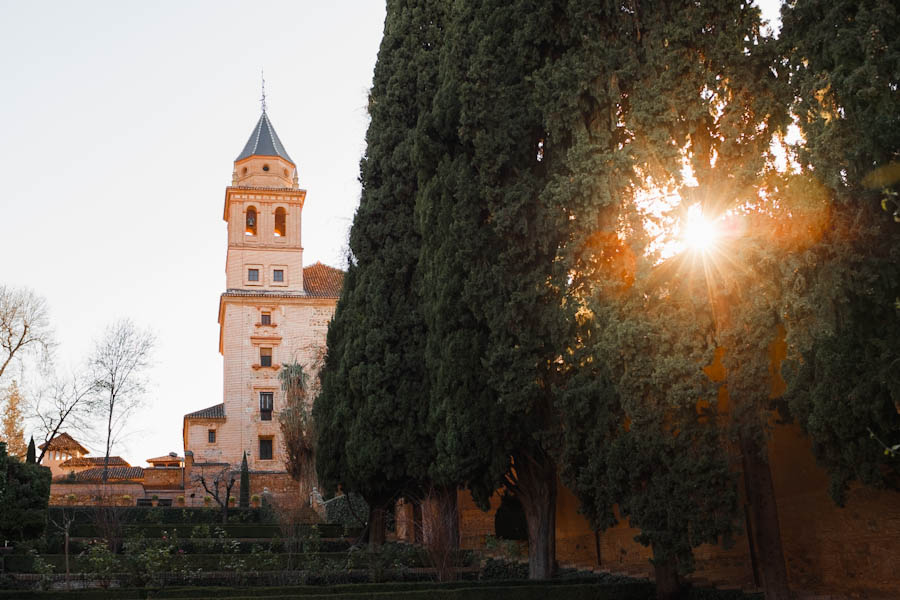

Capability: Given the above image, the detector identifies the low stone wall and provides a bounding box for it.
[49,481,145,507]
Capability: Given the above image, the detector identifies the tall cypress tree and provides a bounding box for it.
[239,452,250,508]
[415,0,575,579]
[778,0,900,501]
[314,0,445,547]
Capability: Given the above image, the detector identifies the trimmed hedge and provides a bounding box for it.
[47,507,270,526]
[0,580,656,599]
[0,579,762,599]
[61,522,347,540]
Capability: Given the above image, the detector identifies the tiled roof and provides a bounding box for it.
[303,262,344,298]
[236,111,293,164]
[38,432,89,454]
[147,454,183,463]
[64,466,144,482]
[60,456,130,468]
[184,403,225,420]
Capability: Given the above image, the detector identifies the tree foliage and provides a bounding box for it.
[0,441,51,542]
[279,362,315,491]
[2,380,27,458]
[779,0,900,503]
[315,0,445,542]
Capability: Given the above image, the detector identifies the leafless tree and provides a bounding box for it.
[193,465,237,523]
[0,285,54,383]
[48,507,76,590]
[278,361,317,499]
[33,372,96,463]
[91,486,131,552]
[87,319,154,482]
[416,486,461,582]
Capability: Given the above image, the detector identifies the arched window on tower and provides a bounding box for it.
[274,207,286,237]
[245,206,257,236]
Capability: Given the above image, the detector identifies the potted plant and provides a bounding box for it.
[151,494,159,506]
[228,496,236,506]
[203,496,212,506]
[176,495,185,505]
[66,493,77,504]
[251,494,260,508]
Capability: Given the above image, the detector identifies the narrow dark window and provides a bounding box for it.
[208,430,216,443]
[260,347,272,367]
[248,268,259,282]
[274,207,286,237]
[260,392,274,421]
[259,438,273,460]
[261,312,271,325]
[273,269,284,282]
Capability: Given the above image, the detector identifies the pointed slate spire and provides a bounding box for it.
[236,111,294,165]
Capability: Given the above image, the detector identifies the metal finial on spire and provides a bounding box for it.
[260,69,267,113]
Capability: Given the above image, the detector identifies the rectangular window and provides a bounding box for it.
[260,392,273,421]
[260,347,272,367]
[248,268,259,282]
[259,437,273,460]
[208,429,216,443]
[273,269,284,282]
[261,312,271,325]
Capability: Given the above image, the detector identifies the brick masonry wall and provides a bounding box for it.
[454,423,900,596]
[143,468,184,490]
[49,482,145,506]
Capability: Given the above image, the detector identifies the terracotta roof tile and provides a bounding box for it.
[38,432,89,454]
[303,262,344,298]
[60,456,130,468]
[63,466,144,482]
[147,454,184,463]
[184,403,225,420]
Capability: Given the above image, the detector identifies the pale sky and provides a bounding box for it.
[0,1,781,465]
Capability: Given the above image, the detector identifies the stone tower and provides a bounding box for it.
[183,108,343,491]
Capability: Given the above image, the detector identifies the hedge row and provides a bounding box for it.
[61,523,348,539]
[42,538,353,556]
[0,579,658,600]
[4,551,417,573]
[0,580,762,600]
[47,507,270,526]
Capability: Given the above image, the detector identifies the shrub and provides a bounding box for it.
[85,540,117,589]
[324,493,369,529]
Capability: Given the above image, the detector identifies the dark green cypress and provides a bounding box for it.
[314,0,445,547]
[26,436,36,464]
[239,452,249,508]
[778,0,900,501]
[415,0,572,579]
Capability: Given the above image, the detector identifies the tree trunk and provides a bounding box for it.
[515,455,557,580]
[652,555,683,600]
[412,500,423,544]
[740,432,791,600]
[64,528,70,591]
[369,503,386,549]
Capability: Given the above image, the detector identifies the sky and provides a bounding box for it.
[0,1,781,465]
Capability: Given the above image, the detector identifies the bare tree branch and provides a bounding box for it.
[0,285,54,383]
[87,319,154,482]
[32,372,96,464]
[192,465,237,523]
